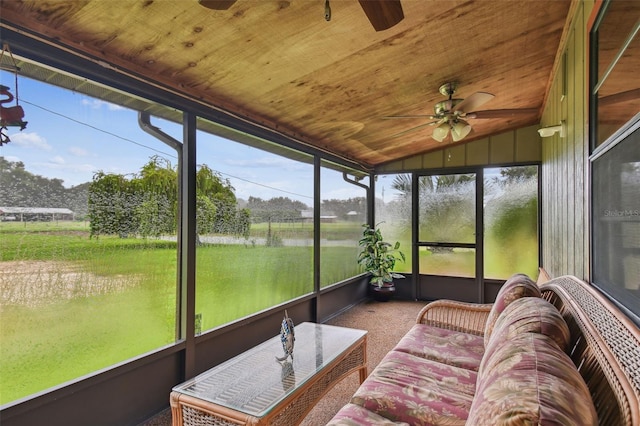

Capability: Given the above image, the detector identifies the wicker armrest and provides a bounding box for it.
[416,300,493,336]
[541,276,640,426]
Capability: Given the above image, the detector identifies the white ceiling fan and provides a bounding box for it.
[385,82,538,142]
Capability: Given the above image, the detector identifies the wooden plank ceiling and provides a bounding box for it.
[0,0,572,168]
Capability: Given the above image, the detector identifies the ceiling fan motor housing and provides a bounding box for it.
[439,82,457,97]
[434,99,463,116]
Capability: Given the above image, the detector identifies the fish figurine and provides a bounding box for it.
[275,310,295,362]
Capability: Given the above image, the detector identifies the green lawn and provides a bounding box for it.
[0,220,536,404]
[0,221,358,403]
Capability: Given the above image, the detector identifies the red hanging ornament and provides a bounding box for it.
[0,43,28,145]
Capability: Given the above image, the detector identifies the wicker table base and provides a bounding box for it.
[170,323,367,426]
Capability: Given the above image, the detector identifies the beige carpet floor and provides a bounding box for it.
[141,299,426,426]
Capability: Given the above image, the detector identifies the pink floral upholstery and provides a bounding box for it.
[393,324,485,371]
[483,273,541,347]
[350,350,476,425]
[327,273,598,426]
[326,403,409,425]
[491,296,569,349]
[481,296,571,374]
[468,333,597,425]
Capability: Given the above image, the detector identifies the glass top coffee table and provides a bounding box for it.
[170,322,367,426]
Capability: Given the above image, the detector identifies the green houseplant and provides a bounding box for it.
[357,223,405,300]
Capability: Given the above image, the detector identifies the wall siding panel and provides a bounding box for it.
[541,1,593,280]
[378,125,541,173]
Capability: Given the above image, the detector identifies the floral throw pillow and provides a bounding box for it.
[480,296,571,376]
[483,273,541,347]
[468,333,597,426]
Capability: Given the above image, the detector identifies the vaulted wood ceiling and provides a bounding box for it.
[0,0,573,168]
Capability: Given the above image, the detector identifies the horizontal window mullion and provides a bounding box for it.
[417,242,475,249]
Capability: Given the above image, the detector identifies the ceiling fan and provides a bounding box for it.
[198,0,404,32]
[385,82,538,142]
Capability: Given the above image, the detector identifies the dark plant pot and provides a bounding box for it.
[370,284,396,302]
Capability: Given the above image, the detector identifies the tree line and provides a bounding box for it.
[1,155,370,237]
[88,156,250,239]
[0,156,89,218]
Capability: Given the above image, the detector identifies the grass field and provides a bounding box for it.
[0,221,361,404]
[0,220,535,404]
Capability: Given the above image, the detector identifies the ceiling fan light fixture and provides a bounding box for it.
[432,122,449,142]
[451,119,471,142]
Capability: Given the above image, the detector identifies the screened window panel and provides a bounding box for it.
[195,126,314,331]
[0,74,178,404]
[483,166,539,279]
[319,162,367,288]
[593,1,640,147]
[592,124,640,318]
[418,174,476,244]
[596,31,640,146]
[374,173,411,273]
[418,246,475,277]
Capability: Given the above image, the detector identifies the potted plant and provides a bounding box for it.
[357,223,406,301]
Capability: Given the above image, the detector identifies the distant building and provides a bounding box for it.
[346,210,363,221]
[301,209,338,223]
[0,207,75,222]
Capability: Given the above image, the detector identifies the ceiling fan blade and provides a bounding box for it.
[466,108,538,119]
[358,0,404,32]
[452,92,494,113]
[389,120,439,138]
[198,0,237,10]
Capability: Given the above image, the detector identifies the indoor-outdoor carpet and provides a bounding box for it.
[140,299,425,426]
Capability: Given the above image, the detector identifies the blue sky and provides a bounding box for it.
[0,70,372,205]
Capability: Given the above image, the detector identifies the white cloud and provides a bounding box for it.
[81,98,124,111]
[8,132,52,151]
[34,159,96,174]
[323,187,363,200]
[68,146,89,157]
[3,155,21,163]
[50,155,66,165]
[225,156,308,171]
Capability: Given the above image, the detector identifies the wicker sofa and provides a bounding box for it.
[327,273,640,425]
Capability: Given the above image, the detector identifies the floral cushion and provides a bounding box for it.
[393,324,485,371]
[480,296,571,375]
[492,296,570,350]
[350,350,477,425]
[468,333,598,426]
[326,403,410,425]
[483,273,541,347]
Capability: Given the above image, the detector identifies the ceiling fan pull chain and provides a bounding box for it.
[324,0,331,22]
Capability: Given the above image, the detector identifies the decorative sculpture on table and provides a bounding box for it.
[275,310,295,362]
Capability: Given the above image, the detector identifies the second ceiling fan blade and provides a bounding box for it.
[453,92,494,114]
[465,108,538,119]
[198,0,237,10]
[358,0,404,32]
[389,120,440,138]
